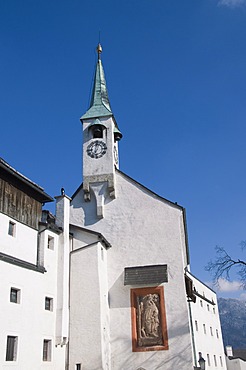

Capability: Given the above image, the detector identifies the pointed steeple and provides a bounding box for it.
[81,44,113,120]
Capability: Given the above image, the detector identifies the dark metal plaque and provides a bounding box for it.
[124,265,168,286]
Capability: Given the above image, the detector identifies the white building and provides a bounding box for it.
[225,347,246,370]
[0,44,227,369]
[0,158,67,369]
[187,271,227,369]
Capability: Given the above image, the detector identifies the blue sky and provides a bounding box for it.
[1,0,246,298]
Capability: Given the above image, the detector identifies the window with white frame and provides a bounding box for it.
[10,288,20,304]
[207,304,210,311]
[45,297,53,311]
[207,354,211,366]
[203,324,206,334]
[76,364,82,370]
[214,355,217,367]
[216,329,219,339]
[200,300,203,308]
[195,320,198,331]
[8,221,16,237]
[43,339,52,361]
[210,326,213,336]
[6,336,18,361]
[220,356,223,366]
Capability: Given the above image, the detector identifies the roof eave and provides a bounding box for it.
[81,106,113,121]
[0,158,53,204]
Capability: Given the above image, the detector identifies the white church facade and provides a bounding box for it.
[0,44,226,369]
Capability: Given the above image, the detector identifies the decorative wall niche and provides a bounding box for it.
[131,286,168,352]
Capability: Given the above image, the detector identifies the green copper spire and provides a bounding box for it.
[81,44,113,120]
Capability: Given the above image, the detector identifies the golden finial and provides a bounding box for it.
[97,43,102,60]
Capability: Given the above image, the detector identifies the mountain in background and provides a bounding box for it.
[218,298,246,349]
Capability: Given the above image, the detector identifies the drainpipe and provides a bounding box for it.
[188,300,198,367]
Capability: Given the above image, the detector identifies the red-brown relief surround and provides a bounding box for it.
[131,286,169,352]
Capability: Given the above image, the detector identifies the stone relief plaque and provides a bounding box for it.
[131,287,168,352]
[137,293,162,347]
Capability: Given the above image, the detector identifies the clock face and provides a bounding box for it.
[86,140,107,159]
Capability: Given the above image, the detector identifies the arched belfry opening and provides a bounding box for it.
[88,119,107,140]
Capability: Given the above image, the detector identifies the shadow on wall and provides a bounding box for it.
[112,338,193,370]
[109,273,193,369]
[109,272,131,309]
[71,185,115,226]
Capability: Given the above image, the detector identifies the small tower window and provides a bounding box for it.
[8,221,16,237]
[92,125,103,139]
[88,120,107,140]
[10,288,20,304]
[43,339,52,361]
[6,336,18,361]
[47,236,54,250]
[45,297,53,311]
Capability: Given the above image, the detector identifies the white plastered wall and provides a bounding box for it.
[226,357,246,370]
[0,213,37,264]
[69,235,110,370]
[0,214,66,370]
[70,171,193,370]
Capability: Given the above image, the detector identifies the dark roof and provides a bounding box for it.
[232,349,246,361]
[117,169,184,209]
[0,158,53,204]
[70,223,112,249]
[116,169,190,266]
[72,169,183,209]
[186,270,217,294]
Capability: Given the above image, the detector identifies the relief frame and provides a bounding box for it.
[131,286,168,352]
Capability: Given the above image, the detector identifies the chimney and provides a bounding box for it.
[55,192,71,345]
[226,346,233,358]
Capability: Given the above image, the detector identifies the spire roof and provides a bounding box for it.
[81,44,113,120]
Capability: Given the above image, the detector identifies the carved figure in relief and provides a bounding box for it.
[140,294,160,338]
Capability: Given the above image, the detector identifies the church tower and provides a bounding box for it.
[80,44,122,218]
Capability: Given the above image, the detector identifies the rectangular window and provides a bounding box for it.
[213,307,216,314]
[207,354,211,366]
[203,324,206,334]
[200,300,203,307]
[207,304,210,311]
[210,326,213,336]
[76,364,81,370]
[195,320,198,331]
[131,286,168,352]
[10,288,20,304]
[43,339,51,361]
[47,236,54,250]
[216,329,219,338]
[6,336,18,361]
[101,247,104,260]
[214,355,217,367]
[8,221,16,237]
[220,356,223,366]
[45,297,53,311]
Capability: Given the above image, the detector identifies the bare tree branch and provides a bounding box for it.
[205,244,246,289]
